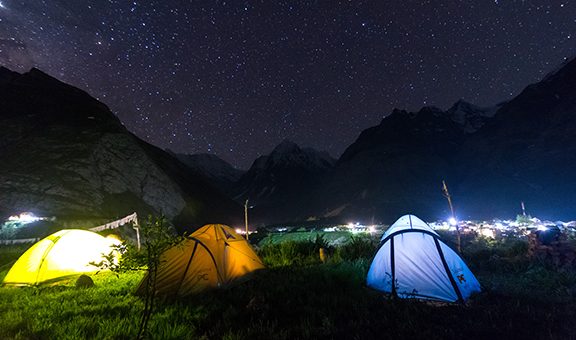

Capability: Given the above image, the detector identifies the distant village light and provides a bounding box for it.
[7,212,44,224]
[480,228,495,238]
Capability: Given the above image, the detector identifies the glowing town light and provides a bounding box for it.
[480,229,495,239]
[7,212,44,224]
[235,228,245,235]
[448,217,457,226]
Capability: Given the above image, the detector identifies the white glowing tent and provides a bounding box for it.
[2,229,120,286]
[367,214,481,302]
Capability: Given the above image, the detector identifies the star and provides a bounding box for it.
[0,1,572,168]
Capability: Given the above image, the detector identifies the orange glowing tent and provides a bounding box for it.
[137,224,264,296]
[2,229,119,286]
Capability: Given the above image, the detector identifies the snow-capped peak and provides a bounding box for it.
[447,99,499,133]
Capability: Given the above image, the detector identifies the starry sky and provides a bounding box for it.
[0,1,575,169]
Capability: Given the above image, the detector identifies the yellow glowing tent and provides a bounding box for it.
[138,224,265,296]
[2,229,120,286]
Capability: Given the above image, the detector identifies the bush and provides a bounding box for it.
[464,237,530,272]
[75,274,95,289]
[0,221,18,240]
[336,236,378,261]
[259,237,329,267]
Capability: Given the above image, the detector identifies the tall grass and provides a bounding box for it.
[336,235,379,261]
[258,235,331,267]
[258,234,379,267]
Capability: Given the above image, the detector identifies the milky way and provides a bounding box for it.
[0,1,574,168]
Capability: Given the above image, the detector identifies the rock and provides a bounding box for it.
[75,274,94,288]
[0,67,241,233]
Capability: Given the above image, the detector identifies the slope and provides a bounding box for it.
[0,67,240,233]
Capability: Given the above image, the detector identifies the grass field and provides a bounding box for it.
[257,231,359,247]
[1,232,575,339]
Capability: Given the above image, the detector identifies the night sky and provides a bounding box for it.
[0,1,575,169]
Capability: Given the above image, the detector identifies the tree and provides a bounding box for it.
[0,221,18,240]
[516,214,533,226]
[136,216,181,339]
[92,215,181,339]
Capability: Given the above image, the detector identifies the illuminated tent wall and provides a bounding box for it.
[367,214,481,303]
[138,224,264,296]
[2,229,119,286]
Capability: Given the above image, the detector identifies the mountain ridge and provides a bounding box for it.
[235,57,576,223]
[0,67,241,232]
[3,56,576,227]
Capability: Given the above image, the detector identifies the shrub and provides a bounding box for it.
[259,238,329,267]
[91,215,182,339]
[336,236,378,261]
[75,275,94,289]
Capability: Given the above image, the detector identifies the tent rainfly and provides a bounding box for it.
[2,229,120,286]
[137,224,264,296]
[367,214,481,303]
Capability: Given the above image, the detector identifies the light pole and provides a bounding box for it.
[521,201,527,216]
[244,199,249,240]
[442,180,461,253]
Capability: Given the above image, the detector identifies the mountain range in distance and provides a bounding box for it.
[1,57,575,233]
[185,57,576,224]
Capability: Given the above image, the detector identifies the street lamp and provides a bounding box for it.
[442,180,461,253]
[244,199,254,240]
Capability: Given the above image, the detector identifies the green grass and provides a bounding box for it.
[1,235,576,339]
[258,231,356,247]
[0,271,144,339]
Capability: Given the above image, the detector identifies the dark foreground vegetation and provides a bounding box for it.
[1,232,575,339]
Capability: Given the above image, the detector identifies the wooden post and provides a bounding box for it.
[442,180,461,253]
[132,212,141,251]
